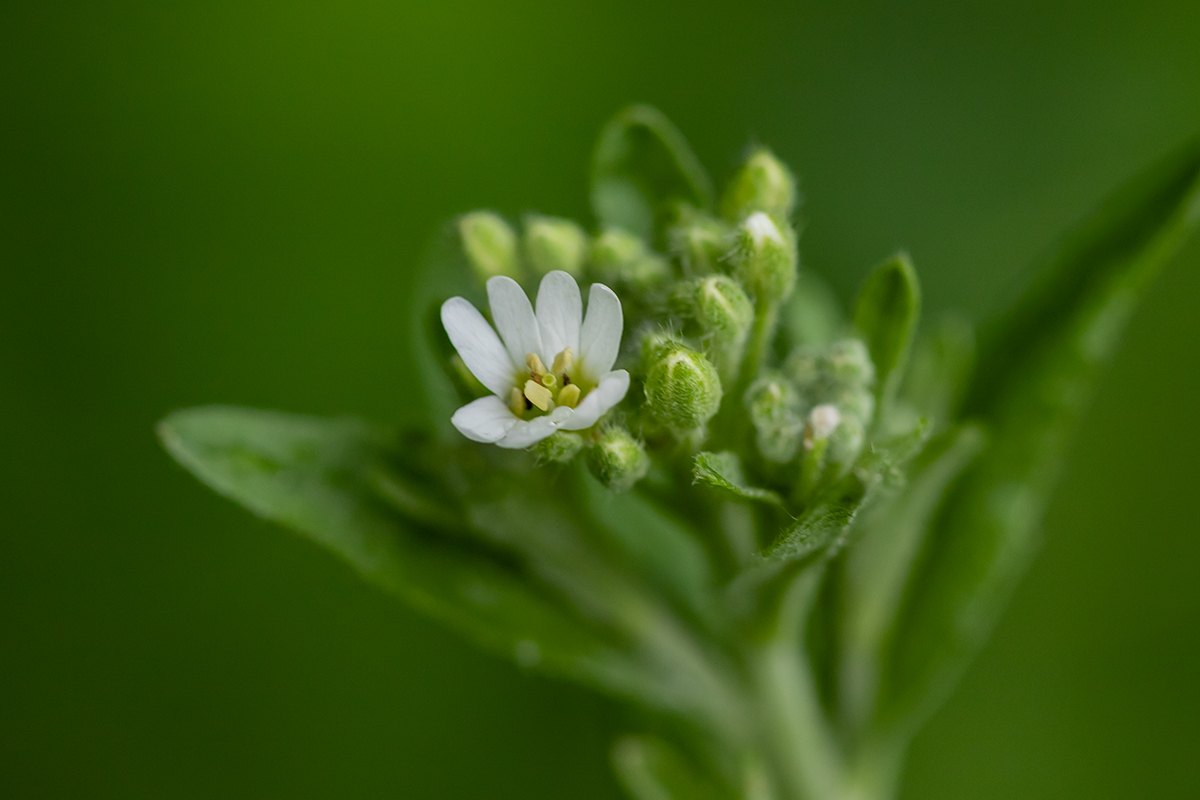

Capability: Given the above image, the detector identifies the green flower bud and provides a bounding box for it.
[670,275,754,383]
[534,431,586,465]
[721,147,798,223]
[733,212,797,305]
[644,344,723,433]
[834,386,875,425]
[587,427,650,493]
[459,210,520,282]
[591,228,672,291]
[823,338,875,388]
[744,373,807,463]
[827,412,865,466]
[668,211,732,275]
[523,214,588,277]
[799,403,841,498]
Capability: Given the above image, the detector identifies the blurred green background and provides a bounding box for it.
[3,1,1199,797]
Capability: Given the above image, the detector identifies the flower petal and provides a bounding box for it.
[487,276,544,367]
[496,416,559,449]
[441,297,517,396]
[535,270,582,360]
[450,395,518,443]
[579,282,623,377]
[557,369,630,431]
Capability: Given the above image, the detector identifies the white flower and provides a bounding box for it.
[440,271,630,449]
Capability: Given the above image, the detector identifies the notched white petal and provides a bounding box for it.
[536,270,582,359]
[488,276,544,367]
[451,395,518,443]
[579,283,623,377]
[441,297,516,396]
[496,416,559,449]
[557,369,630,431]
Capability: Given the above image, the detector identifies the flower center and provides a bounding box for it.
[508,347,593,418]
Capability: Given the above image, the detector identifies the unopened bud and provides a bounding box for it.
[587,428,650,492]
[644,344,723,433]
[745,373,806,463]
[534,431,586,465]
[591,228,672,290]
[823,338,875,389]
[459,211,520,282]
[523,215,588,277]
[668,212,732,275]
[827,413,865,466]
[721,148,798,223]
[807,404,841,443]
[671,275,754,383]
[734,212,797,305]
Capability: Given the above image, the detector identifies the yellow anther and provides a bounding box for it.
[508,386,525,416]
[551,347,573,376]
[541,373,557,388]
[526,353,547,376]
[524,379,553,411]
[557,383,581,408]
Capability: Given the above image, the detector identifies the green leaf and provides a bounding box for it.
[575,466,720,629]
[693,451,787,509]
[895,314,975,428]
[612,736,734,800]
[592,105,714,242]
[853,253,921,410]
[411,222,484,440]
[837,425,986,735]
[884,136,1200,740]
[157,406,647,694]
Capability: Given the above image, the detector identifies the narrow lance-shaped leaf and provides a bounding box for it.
[592,104,714,242]
[883,137,1200,739]
[693,451,787,510]
[853,253,921,413]
[157,406,655,699]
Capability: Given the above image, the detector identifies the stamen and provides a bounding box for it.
[526,353,547,376]
[508,386,525,417]
[524,379,553,411]
[551,347,573,376]
[557,383,581,408]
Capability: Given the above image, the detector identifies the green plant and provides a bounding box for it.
[158,105,1200,800]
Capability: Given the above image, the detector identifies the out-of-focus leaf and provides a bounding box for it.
[575,466,720,629]
[853,253,921,410]
[884,136,1200,739]
[896,314,975,429]
[693,451,787,510]
[612,735,734,800]
[592,105,714,242]
[776,270,847,358]
[837,425,986,735]
[411,221,487,440]
[157,406,647,694]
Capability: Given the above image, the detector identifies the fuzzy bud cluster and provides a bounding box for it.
[448,137,881,499]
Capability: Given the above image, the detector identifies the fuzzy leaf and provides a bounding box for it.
[157,406,647,694]
[853,253,921,409]
[884,137,1200,739]
[592,105,714,242]
[693,451,787,509]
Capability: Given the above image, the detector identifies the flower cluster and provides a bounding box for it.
[441,147,874,498]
